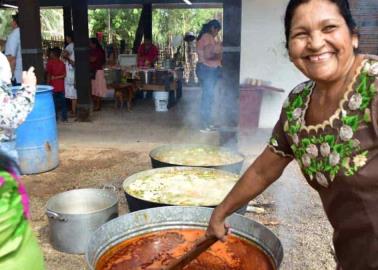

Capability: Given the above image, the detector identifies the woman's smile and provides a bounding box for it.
[306,52,334,63]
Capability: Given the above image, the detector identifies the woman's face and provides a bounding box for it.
[288,0,358,83]
[65,36,72,44]
[210,27,220,37]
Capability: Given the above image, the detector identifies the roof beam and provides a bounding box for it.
[34,0,222,7]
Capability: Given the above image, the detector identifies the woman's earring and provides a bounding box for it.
[352,37,359,50]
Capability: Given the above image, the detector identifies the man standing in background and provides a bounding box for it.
[5,13,22,85]
[137,38,159,68]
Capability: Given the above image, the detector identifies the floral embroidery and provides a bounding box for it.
[0,83,35,142]
[348,93,362,110]
[270,138,278,147]
[364,62,378,76]
[320,142,331,157]
[270,59,377,187]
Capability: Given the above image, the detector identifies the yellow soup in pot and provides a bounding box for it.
[123,168,239,206]
[153,146,243,167]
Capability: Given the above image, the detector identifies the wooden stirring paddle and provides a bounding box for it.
[162,235,218,270]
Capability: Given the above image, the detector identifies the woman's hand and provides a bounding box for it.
[206,147,292,242]
[22,67,36,87]
[206,207,230,242]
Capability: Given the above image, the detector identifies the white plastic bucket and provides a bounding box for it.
[153,91,169,112]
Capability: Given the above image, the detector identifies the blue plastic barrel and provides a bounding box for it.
[15,85,59,174]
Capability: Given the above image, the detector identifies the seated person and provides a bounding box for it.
[137,38,158,68]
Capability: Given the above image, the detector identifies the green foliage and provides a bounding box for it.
[1,7,221,52]
[0,9,63,41]
[88,8,221,50]
[152,8,222,46]
[0,10,14,41]
[40,9,63,39]
[88,8,142,50]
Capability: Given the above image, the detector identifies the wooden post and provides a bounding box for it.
[63,5,72,45]
[143,3,153,41]
[17,0,45,84]
[220,0,242,148]
[132,4,152,54]
[72,0,91,121]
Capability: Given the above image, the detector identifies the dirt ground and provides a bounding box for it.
[23,93,336,270]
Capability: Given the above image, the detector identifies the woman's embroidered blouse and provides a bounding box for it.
[269,55,378,270]
[0,81,35,142]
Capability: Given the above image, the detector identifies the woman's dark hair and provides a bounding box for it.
[197,19,222,41]
[65,33,74,42]
[12,13,19,26]
[284,0,358,49]
[51,47,62,58]
[89,37,101,49]
[0,151,20,174]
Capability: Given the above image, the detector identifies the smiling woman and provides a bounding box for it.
[205,1,378,270]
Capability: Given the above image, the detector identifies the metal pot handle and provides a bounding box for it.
[46,210,67,222]
[102,184,117,192]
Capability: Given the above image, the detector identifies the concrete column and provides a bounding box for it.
[72,0,91,121]
[17,0,45,83]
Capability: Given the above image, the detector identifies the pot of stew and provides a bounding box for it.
[86,206,283,270]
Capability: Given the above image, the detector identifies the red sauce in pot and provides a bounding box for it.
[96,229,275,270]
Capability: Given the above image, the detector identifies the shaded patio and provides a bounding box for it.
[24,91,336,269]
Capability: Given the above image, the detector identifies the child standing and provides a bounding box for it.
[46,47,67,122]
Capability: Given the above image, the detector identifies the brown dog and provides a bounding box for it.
[114,84,136,112]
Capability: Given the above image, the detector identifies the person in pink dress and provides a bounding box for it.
[89,37,107,111]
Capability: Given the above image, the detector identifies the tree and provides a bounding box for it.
[0,9,63,41]
[88,7,222,50]
[0,10,15,41]
[40,9,63,39]
[152,8,222,46]
[88,8,141,50]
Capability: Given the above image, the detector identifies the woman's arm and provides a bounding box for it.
[207,146,293,240]
[51,74,66,80]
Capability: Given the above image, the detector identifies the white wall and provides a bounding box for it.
[240,0,307,128]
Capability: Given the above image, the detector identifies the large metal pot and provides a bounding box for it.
[46,187,119,254]
[86,206,283,269]
[122,166,246,214]
[150,144,245,174]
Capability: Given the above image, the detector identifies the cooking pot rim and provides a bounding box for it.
[122,166,239,206]
[86,206,283,270]
[46,188,119,215]
[149,144,245,167]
